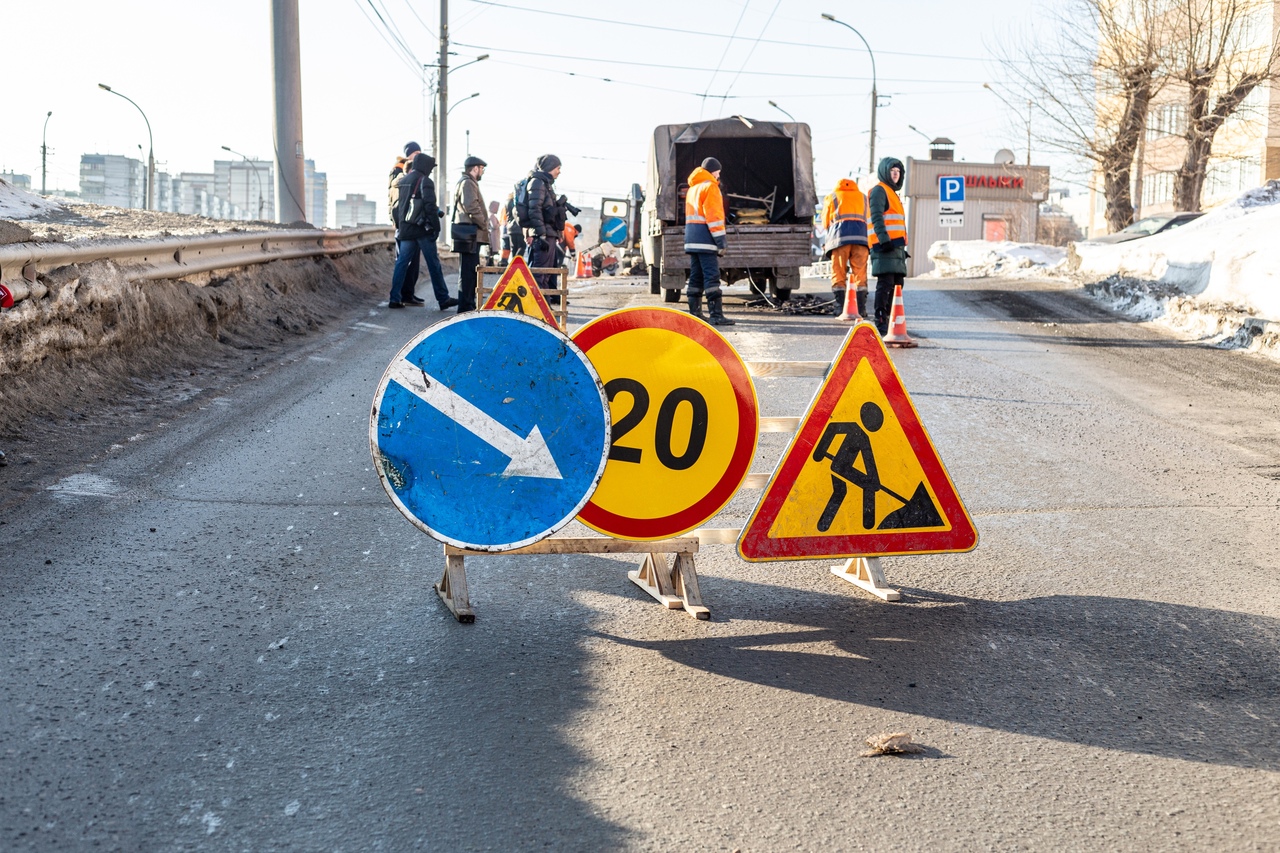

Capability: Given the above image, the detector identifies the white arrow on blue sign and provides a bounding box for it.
[370,312,611,552]
[601,216,628,246]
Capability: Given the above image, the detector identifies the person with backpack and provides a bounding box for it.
[388,141,421,302]
[389,151,458,310]
[451,155,490,314]
[518,154,563,299]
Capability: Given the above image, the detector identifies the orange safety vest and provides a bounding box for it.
[684,167,727,253]
[821,179,869,248]
[867,182,907,247]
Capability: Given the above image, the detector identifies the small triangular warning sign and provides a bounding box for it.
[481,257,559,326]
[738,323,977,561]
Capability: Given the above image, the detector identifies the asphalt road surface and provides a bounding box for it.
[3,274,1278,851]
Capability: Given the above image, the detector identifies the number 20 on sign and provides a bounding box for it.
[572,307,759,540]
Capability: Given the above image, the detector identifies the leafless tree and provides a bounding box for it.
[997,0,1166,232]
[1166,0,1280,210]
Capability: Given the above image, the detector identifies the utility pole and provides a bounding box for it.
[41,111,52,195]
[438,0,449,224]
[821,15,878,175]
[271,0,307,223]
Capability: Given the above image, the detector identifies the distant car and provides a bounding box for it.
[1089,212,1204,244]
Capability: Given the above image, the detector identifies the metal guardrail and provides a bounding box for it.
[0,225,394,304]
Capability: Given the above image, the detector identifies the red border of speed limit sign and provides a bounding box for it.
[572,307,758,540]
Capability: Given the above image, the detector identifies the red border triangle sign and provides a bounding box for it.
[738,323,977,561]
[481,257,559,326]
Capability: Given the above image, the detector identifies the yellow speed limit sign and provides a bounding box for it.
[572,307,759,540]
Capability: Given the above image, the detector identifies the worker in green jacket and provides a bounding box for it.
[867,157,908,334]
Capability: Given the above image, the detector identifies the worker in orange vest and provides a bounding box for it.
[683,157,733,326]
[821,178,870,317]
[867,157,908,334]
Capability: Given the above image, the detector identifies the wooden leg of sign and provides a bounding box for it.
[628,552,709,619]
[830,557,901,602]
[672,552,710,620]
[436,555,476,623]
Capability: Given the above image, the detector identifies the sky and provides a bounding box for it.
[0,0,1063,225]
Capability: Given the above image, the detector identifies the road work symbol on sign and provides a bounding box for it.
[481,257,558,326]
[572,307,759,541]
[370,312,610,552]
[738,323,976,561]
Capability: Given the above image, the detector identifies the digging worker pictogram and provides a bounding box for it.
[812,401,885,532]
[496,285,529,313]
[811,399,947,533]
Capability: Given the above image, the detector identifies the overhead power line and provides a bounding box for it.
[454,41,986,85]
[465,0,993,62]
[353,0,423,77]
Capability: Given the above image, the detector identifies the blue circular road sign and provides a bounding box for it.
[370,312,611,551]
[601,215,628,246]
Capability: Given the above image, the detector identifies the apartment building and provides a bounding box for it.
[335,193,378,227]
[79,154,144,208]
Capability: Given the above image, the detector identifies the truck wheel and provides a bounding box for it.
[769,283,792,302]
[663,287,682,303]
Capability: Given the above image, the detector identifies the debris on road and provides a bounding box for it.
[744,292,838,316]
[861,731,925,757]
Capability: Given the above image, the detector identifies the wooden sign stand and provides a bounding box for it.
[831,556,901,601]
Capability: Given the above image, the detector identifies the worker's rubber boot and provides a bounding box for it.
[832,288,846,310]
[856,290,868,320]
[687,293,705,319]
[707,293,735,326]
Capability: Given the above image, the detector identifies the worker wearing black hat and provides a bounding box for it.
[519,154,564,300]
[451,155,490,313]
[683,156,733,325]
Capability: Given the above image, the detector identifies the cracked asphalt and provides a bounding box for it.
[2,273,1278,851]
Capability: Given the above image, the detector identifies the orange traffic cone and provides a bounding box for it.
[574,248,592,279]
[882,285,918,348]
[838,286,862,322]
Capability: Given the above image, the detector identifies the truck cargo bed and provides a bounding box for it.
[660,224,812,270]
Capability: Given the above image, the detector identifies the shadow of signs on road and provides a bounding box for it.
[599,580,1280,770]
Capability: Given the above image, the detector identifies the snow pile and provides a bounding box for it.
[0,178,64,220]
[1069,180,1280,320]
[926,240,1067,278]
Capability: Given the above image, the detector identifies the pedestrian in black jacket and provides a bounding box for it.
[388,141,422,303]
[521,154,562,298]
[389,152,457,310]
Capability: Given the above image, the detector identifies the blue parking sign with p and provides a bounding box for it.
[940,176,965,203]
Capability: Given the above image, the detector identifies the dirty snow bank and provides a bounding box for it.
[0,178,64,220]
[926,240,1067,278]
[1069,181,1280,321]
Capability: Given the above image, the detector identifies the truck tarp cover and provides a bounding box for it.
[646,117,816,224]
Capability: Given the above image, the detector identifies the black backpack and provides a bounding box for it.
[514,175,533,227]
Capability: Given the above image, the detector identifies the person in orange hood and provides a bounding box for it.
[822,177,870,317]
[683,157,733,326]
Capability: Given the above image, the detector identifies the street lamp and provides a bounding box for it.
[98,83,154,210]
[222,145,266,220]
[768,100,795,122]
[821,13,878,174]
[907,124,933,145]
[41,111,52,196]
[983,83,1032,166]
[447,92,480,115]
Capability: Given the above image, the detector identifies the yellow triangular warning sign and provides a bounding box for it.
[738,323,977,561]
[481,257,559,327]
